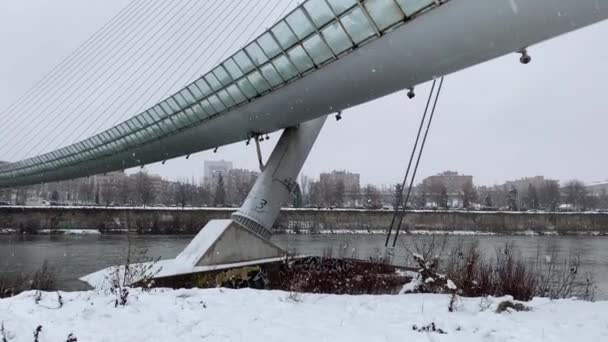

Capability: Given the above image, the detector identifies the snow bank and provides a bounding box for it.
[1,289,606,341]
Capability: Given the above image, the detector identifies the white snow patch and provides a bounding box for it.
[1,289,606,341]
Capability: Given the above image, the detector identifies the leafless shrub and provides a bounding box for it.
[1,261,57,299]
[33,325,42,342]
[1,322,9,342]
[106,235,161,307]
[403,238,596,301]
[536,253,596,300]
[412,323,447,335]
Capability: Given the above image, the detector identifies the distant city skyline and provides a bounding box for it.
[2,1,608,187]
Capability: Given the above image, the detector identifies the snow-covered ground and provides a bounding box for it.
[1,289,606,341]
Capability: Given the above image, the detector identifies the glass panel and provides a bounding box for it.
[302,34,334,65]
[245,42,268,66]
[257,33,282,59]
[195,78,212,96]
[395,0,433,16]
[364,0,405,31]
[217,89,236,108]
[115,124,127,136]
[286,9,315,39]
[190,104,207,119]
[304,0,334,27]
[175,92,191,108]
[327,0,357,15]
[148,107,163,120]
[184,107,199,122]
[159,102,174,116]
[288,45,315,72]
[340,7,375,44]
[166,97,181,111]
[199,99,216,116]
[321,21,352,54]
[180,89,197,106]
[174,112,192,128]
[159,118,175,133]
[233,50,255,74]
[223,58,243,79]
[272,21,298,50]
[204,74,222,92]
[213,66,232,87]
[273,55,298,80]
[247,71,271,93]
[260,64,283,87]
[126,119,139,130]
[188,83,205,100]
[208,95,227,112]
[227,84,246,104]
[237,78,258,98]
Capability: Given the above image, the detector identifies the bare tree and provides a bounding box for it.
[134,172,155,207]
[363,185,382,209]
[174,181,194,208]
[213,173,226,207]
[539,180,561,211]
[461,180,478,209]
[564,180,587,210]
[507,186,518,211]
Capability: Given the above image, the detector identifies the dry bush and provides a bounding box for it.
[0,261,57,298]
[404,238,596,301]
[106,235,161,307]
[276,256,406,295]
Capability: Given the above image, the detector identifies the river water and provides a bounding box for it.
[1,234,607,299]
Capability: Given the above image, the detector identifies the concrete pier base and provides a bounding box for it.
[175,219,285,267]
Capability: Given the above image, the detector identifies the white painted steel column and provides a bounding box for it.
[232,116,327,239]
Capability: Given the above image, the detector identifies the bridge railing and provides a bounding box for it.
[0,0,442,183]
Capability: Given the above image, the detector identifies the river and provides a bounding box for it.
[1,234,607,299]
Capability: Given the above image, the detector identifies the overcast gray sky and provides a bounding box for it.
[1,0,607,187]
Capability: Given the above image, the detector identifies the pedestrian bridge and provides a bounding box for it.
[1,0,606,188]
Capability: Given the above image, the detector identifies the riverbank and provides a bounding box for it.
[1,288,606,341]
[2,206,608,235]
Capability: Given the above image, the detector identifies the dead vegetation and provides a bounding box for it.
[0,261,57,298]
[402,236,596,301]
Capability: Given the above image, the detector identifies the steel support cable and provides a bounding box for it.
[99,0,246,129]
[0,0,142,125]
[109,0,282,134]
[62,0,234,146]
[0,0,153,144]
[391,77,445,248]
[7,0,194,159]
[11,0,288,172]
[36,0,207,154]
[70,0,286,169]
[1,0,169,155]
[69,0,251,144]
[3,0,172,158]
[64,0,271,168]
[385,79,438,247]
[140,0,293,119]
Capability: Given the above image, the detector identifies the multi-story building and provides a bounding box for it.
[504,176,550,193]
[587,181,608,196]
[319,170,361,207]
[204,160,233,188]
[319,170,360,191]
[421,171,474,208]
